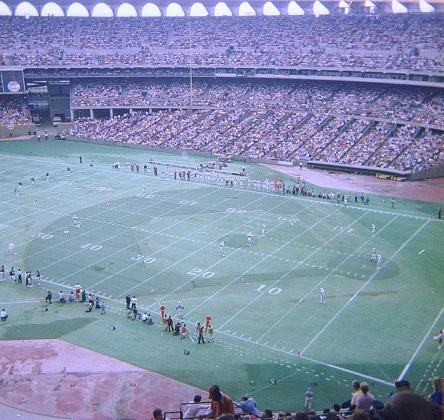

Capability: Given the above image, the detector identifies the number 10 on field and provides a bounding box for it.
[255,284,281,295]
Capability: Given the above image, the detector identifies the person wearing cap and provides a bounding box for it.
[304,388,314,412]
[237,394,262,418]
[202,385,234,418]
[183,395,209,419]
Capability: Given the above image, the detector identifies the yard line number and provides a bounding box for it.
[255,284,282,295]
[132,254,156,264]
[188,268,215,278]
[81,243,103,251]
[32,232,54,239]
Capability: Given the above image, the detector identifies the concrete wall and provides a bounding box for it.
[409,164,444,180]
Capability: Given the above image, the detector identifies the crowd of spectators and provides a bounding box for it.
[2,76,443,173]
[0,97,29,126]
[67,109,444,173]
[66,79,444,173]
[70,79,444,128]
[0,14,443,72]
[2,13,444,173]
[167,378,444,420]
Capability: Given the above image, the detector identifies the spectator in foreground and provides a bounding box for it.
[381,390,443,420]
[388,379,411,398]
[350,381,362,406]
[429,376,443,408]
[152,408,164,420]
[183,395,209,419]
[262,409,273,420]
[202,385,234,418]
[349,409,371,420]
[355,382,375,410]
[237,394,262,418]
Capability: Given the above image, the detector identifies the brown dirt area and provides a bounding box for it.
[263,164,444,204]
[0,340,205,420]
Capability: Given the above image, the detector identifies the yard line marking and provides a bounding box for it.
[24,183,226,288]
[0,157,206,258]
[213,206,346,332]
[398,305,444,381]
[123,192,307,300]
[0,299,43,305]
[418,249,425,255]
[215,329,394,387]
[302,217,432,355]
[253,211,376,343]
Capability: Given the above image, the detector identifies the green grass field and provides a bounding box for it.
[0,139,443,412]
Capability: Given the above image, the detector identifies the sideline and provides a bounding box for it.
[263,164,444,203]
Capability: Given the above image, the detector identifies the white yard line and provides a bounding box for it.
[302,217,431,354]
[398,305,444,381]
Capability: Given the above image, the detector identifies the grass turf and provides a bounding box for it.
[0,139,443,412]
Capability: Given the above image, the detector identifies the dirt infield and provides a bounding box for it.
[0,340,205,420]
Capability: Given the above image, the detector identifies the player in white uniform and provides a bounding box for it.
[219,241,225,256]
[106,194,111,205]
[34,270,41,286]
[247,232,253,247]
[72,215,80,228]
[176,301,184,319]
[371,224,376,237]
[320,287,326,304]
[8,243,16,254]
[376,255,382,270]
[261,224,267,237]
[371,248,377,262]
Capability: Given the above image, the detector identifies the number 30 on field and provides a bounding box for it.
[132,254,156,264]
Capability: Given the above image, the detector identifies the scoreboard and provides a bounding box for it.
[0,70,25,93]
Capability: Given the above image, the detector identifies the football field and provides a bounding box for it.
[0,139,443,412]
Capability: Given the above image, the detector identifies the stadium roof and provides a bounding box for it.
[1,0,444,16]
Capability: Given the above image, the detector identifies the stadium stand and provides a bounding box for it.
[1,13,444,176]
